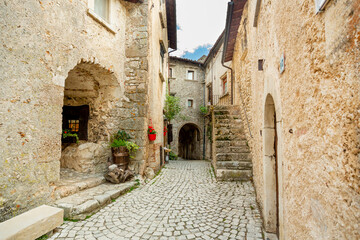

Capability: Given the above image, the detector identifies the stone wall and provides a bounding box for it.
[232,0,359,239]
[169,58,205,159]
[0,0,170,222]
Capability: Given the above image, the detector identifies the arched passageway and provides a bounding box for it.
[178,123,201,160]
[263,94,280,237]
[61,61,120,173]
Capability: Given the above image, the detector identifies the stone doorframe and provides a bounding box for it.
[263,80,284,239]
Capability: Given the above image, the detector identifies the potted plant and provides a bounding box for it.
[148,126,157,141]
[110,130,139,169]
[62,129,79,144]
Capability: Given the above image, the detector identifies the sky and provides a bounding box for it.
[171,0,229,61]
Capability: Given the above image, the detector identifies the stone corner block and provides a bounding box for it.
[0,205,63,240]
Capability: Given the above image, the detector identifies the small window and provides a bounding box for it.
[187,99,193,108]
[187,70,194,80]
[68,120,80,132]
[160,42,166,74]
[169,68,173,78]
[221,76,228,95]
[94,0,109,22]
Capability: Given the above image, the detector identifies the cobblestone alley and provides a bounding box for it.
[50,160,264,240]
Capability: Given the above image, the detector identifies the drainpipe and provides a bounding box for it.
[203,69,206,160]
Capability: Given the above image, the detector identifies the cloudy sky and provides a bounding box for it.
[171,0,229,61]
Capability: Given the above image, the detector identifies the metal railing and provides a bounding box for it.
[209,94,231,106]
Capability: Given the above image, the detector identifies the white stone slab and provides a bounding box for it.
[0,205,63,240]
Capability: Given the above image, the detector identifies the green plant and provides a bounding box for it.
[110,130,139,158]
[169,151,178,160]
[125,141,139,158]
[36,234,49,240]
[112,130,131,141]
[164,95,182,121]
[200,106,209,115]
[62,129,79,143]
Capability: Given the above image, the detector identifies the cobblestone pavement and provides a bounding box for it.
[51,160,264,240]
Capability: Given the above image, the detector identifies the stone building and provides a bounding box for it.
[221,0,359,239]
[168,57,205,160]
[0,0,176,221]
[204,32,232,107]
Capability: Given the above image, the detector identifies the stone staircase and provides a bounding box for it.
[212,105,252,181]
[51,168,137,220]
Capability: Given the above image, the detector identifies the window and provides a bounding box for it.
[62,105,89,141]
[68,120,80,132]
[222,76,228,95]
[187,70,194,80]
[94,0,109,22]
[160,42,166,74]
[187,99,193,108]
[169,68,173,78]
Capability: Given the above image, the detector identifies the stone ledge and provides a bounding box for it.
[0,205,63,240]
[54,181,136,220]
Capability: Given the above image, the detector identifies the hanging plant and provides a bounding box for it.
[148,126,157,141]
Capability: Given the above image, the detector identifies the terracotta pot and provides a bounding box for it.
[111,146,129,170]
[148,134,157,141]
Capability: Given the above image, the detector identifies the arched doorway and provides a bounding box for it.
[178,123,201,160]
[263,94,280,237]
[60,61,120,173]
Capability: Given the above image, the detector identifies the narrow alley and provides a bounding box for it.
[50,161,263,240]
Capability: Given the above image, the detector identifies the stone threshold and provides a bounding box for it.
[51,169,106,200]
[53,181,137,220]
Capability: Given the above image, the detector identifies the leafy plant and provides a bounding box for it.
[62,129,79,144]
[110,139,127,148]
[125,141,139,158]
[200,106,209,115]
[164,95,182,121]
[169,151,178,160]
[112,130,131,141]
[110,130,139,158]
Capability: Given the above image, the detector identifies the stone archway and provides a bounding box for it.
[60,61,121,173]
[263,94,280,237]
[178,123,201,160]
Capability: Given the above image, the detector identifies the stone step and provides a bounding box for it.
[53,181,137,220]
[216,140,248,148]
[216,169,252,181]
[216,153,251,161]
[215,135,247,141]
[214,123,244,129]
[51,175,106,200]
[215,128,245,136]
[216,161,252,170]
[216,146,250,153]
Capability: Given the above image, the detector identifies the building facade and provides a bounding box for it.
[223,0,359,239]
[0,0,176,221]
[168,57,205,160]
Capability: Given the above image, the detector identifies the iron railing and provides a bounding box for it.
[210,94,231,106]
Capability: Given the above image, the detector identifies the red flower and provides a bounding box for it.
[64,131,67,134]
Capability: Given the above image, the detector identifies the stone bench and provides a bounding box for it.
[0,205,63,240]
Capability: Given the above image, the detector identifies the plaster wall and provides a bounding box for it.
[232,0,360,239]
[145,0,169,170]
[204,43,232,105]
[169,58,205,159]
